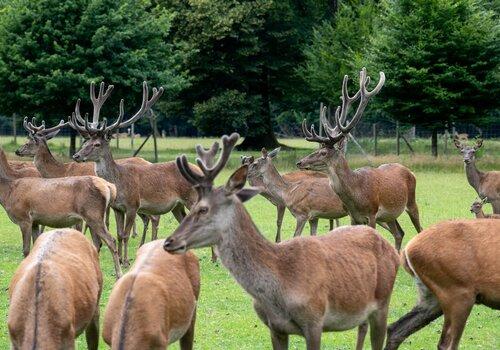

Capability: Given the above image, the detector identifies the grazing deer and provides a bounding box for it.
[103,240,199,349]
[69,81,198,267]
[164,133,400,350]
[246,147,347,240]
[8,229,102,350]
[297,68,422,250]
[470,197,500,219]
[0,165,122,277]
[241,154,336,242]
[385,219,500,350]
[454,137,500,214]
[16,117,161,242]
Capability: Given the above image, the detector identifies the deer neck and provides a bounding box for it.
[0,149,15,178]
[216,203,282,305]
[34,142,65,178]
[0,174,14,205]
[94,148,120,182]
[475,210,486,219]
[261,164,289,200]
[326,153,357,194]
[464,160,484,193]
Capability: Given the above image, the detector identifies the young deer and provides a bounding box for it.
[164,133,400,350]
[470,197,500,219]
[247,147,347,239]
[297,68,422,250]
[16,117,161,240]
[0,167,122,277]
[385,219,500,350]
[241,154,336,242]
[103,240,200,349]
[8,229,102,350]
[454,137,500,214]
[69,81,198,267]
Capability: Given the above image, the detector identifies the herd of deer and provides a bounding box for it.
[5,68,499,350]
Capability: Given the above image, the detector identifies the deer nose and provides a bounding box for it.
[72,154,81,161]
[15,150,21,156]
[163,238,174,251]
[296,160,302,167]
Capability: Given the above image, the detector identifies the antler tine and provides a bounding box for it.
[195,133,239,185]
[39,119,68,136]
[23,117,36,135]
[195,141,220,168]
[68,112,88,134]
[301,119,330,144]
[103,99,125,134]
[73,99,87,126]
[90,82,114,126]
[110,82,164,131]
[176,154,204,186]
[320,106,344,143]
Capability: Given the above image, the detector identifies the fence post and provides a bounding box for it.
[319,102,324,137]
[12,114,17,144]
[116,130,120,149]
[396,121,400,155]
[131,123,135,152]
[372,123,378,156]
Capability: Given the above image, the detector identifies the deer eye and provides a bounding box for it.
[94,143,101,148]
[198,207,208,214]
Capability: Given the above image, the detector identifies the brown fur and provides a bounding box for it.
[0,171,122,277]
[8,229,102,350]
[0,149,40,178]
[386,220,500,349]
[103,241,199,349]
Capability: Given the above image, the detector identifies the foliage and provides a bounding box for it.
[367,0,500,130]
[0,0,187,127]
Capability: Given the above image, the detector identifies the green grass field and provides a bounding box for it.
[0,136,499,349]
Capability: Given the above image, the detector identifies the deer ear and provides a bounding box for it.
[453,137,462,149]
[235,187,260,203]
[225,165,248,194]
[261,148,268,158]
[482,197,488,204]
[474,139,483,150]
[268,147,281,159]
[43,129,61,140]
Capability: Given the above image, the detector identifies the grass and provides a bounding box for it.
[0,136,499,349]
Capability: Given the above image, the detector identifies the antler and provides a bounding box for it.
[23,117,67,138]
[302,68,385,146]
[195,142,220,168]
[176,133,239,188]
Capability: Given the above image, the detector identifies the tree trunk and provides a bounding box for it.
[431,128,438,157]
[239,67,279,150]
[69,129,77,157]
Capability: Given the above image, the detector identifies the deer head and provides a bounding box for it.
[16,117,67,157]
[454,136,483,164]
[470,197,488,214]
[163,133,260,253]
[248,147,280,178]
[69,81,163,162]
[296,68,385,170]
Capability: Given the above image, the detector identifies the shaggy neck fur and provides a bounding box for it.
[216,203,284,309]
[0,149,16,179]
[261,163,290,200]
[94,145,120,183]
[325,153,357,195]
[464,160,484,194]
[34,141,65,178]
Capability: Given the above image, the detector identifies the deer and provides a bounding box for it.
[16,117,161,240]
[8,228,102,350]
[69,81,199,267]
[470,197,500,219]
[163,133,400,350]
[103,240,199,349]
[296,68,422,251]
[385,219,500,350]
[0,162,122,277]
[454,137,500,214]
[0,148,40,178]
[245,147,348,240]
[241,154,337,242]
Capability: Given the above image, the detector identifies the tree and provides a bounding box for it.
[368,0,500,156]
[0,0,187,155]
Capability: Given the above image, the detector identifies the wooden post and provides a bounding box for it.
[12,114,17,144]
[319,102,324,137]
[149,110,159,163]
[444,129,449,154]
[130,123,135,153]
[396,121,400,155]
[116,129,120,149]
[372,123,378,156]
[133,134,151,157]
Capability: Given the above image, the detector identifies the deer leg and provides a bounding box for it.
[138,213,149,247]
[355,322,368,350]
[20,222,33,257]
[122,209,137,268]
[293,217,307,237]
[132,221,138,238]
[151,215,160,240]
[105,206,110,229]
[309,218,319,236]
[90,224,122,279]
[386,221,403,252]
[275,205,285,243]
[179,309,196,350]
[172,203,187,223]
[114,209,125,262]
[74,220,83,232]
[437,295,474,350]
[395,219,405,245]
[406,205,423,233]
[368,304,389,350]
[31,223,41,243]
[367,215,377,228]
[85,307,99,350]
[304,324,322,350]
[329,219,334,230]
[270,328,289,350]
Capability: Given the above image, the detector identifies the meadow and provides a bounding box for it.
[0,135,499,349]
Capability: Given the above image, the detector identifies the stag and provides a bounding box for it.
[385,219,500,349]
[297,68,422,250]
[8,229,102,350]
[16,117,161,242]
[454,138,500,213]
[103,240,199,349]
[69,81,198,266]
[246,147,347,240]
[470,197,500,219]
[241,154,337,242]
[164,133,399,350]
